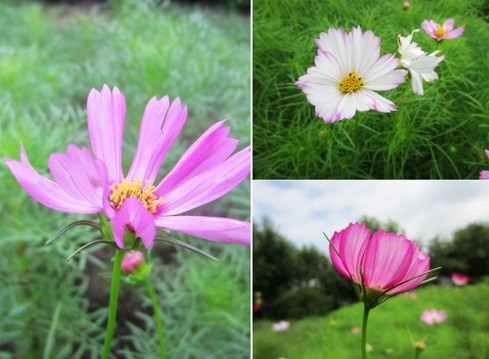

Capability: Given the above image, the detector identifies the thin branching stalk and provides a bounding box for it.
[144,278,166,358]
[102,250,123,359]
[361,304,370,359]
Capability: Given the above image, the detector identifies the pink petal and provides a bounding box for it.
[4,143,103,214]
[421,20,439,39]
[157,120,239,194]
[363,231,414,291]
[159,146,250,215]
[48,144,108,208]
[112,197,156,249]
[390,248,430,294]
[444,26,464,39]
[127,97,187,183]
[87,85,125,182]
[442,19,455,32]
[154,215,250,245]
[329,222,370,283]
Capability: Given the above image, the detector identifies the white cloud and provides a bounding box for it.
[253,180,489,253]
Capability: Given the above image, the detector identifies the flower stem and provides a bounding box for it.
[144,278,166,358]
[361,304,370,359]
[102,249,123,359]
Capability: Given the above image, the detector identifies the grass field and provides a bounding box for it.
[253,0,489,179]
[0,1,250,358]
[254,280,489,358]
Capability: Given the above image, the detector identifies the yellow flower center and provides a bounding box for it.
[109,179,163,213]
[435,26,446,38]
[339,72,364,93]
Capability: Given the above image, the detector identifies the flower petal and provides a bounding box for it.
[127,97,187,183]
[158,146,250,215]
[362,231,414,291]
[329,222,370,283]
[154,216,250,245]
[389,247,430,294]
[445,26,464,39]
[442,19,454,32]
[48,144,108,208]
[112,197,156,249]
[157,120,239,194]
[4,143,102,213]
[87,85,125,182]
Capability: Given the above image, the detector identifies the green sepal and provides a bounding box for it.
[155,233,218,261]
[45,220,101,246]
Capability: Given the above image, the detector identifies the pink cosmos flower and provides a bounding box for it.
[271,321,290,332]
[421,309,447,325]
[4,85,250,249]
[480,150,489,179]
[296,26,407,123]
[451,273,469,286]
[422,19,464,41]
[121,250,145,274]
[329,222,430,306]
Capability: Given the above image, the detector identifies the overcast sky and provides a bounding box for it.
[253,180,489,253]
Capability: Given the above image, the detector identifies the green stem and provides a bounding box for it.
[144,278,166,358]
[361,304,370,359]
[102,249,124,359]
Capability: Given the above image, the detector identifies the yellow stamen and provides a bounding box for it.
[339,72,364,93]
[435,26,446,38]
[109,179,163,213]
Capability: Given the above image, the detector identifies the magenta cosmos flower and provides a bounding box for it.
[480,150,489,179]
[329,222,430,307]
[296,26,407,123]
[421,309,447,325]
[451,273,469,286]
[4,85,250,249]
[422,19,464,41]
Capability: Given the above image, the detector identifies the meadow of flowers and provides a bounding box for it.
[253,0,489,179]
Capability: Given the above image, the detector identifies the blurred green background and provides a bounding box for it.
[0,0,250,358]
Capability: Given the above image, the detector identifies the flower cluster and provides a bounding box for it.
[297,18,464,123]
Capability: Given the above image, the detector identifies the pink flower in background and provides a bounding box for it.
[272,321,290,332]
[409,293,418,300]
[421,309,447,325]
[422,19,464,41]
[121,251,145,274]
[402,2,410,10]
[329,222,430,306]
[451,273,469,286]
[480,150,489,179]
[351,327,361,334]
[296,26,407,123]
[4,85,250,249]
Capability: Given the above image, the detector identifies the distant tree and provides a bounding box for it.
[253,219,300,317]
[359,215,404,234]
[429,222,489,279]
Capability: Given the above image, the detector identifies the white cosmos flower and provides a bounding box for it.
[397,29,445,95]
[296,26,408,123]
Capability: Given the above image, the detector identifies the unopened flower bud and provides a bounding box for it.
[403,1,410,10]
[121,251,145,274]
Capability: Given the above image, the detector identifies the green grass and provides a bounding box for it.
[253,0,489,179]
[254,280,489,358]
[0,1,250,358]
